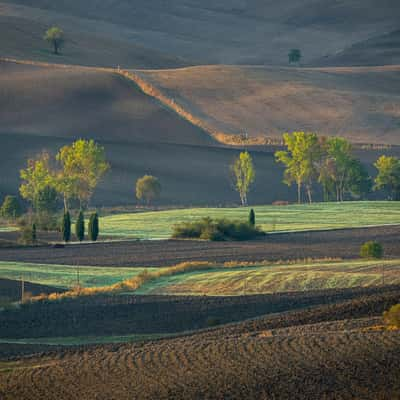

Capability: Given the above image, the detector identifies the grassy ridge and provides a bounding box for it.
[101,202,400,239]
[0,262,158,289]
[136,259,400,295]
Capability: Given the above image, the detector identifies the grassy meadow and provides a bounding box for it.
[0,262,158,289]
[101,201,400,239]
[135,259,400,295]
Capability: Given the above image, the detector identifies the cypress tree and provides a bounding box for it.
[88,212,99,241]
[62,211,71,243]
[249,208,255,226]
[76,211,85,242]
[31,223,37,243]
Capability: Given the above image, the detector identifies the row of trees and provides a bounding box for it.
[61,211,99,243]
[19,139,110,213]
[231,132,400,205]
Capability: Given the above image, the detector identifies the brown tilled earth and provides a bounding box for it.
[139,64,400,144]
[0,278,63,302]
[0,225,399,267]
[0,287,399,400]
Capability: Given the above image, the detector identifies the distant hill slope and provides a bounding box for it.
[139,65,400,145]
[2,0,400,67]
[1,59,400,206]
[315,30,400,67]
[0,60,295,206]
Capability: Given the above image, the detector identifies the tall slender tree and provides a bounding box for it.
[75,211,85,242]
[88,212,99,241]
[62,211,71,243]
[248,209,256,226]
[275,132,322,204]
[231,151,256,206]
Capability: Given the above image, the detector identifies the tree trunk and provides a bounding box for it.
[54,41,58,55]
[306,185,313,204]
[297,181,302,204]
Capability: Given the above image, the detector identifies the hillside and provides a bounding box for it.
[0,60,295,206]
[2,0,400,67]
[138,64,400,145]
[316,29,400,67]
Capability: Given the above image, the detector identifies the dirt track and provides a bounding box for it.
[0,225,399,267]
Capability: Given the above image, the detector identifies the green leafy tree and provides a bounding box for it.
[20,152,55,212]
[36,185,59,213]
[75,211,85,242]
[360,241,383,259]
[62,211,71,243]
[319,138,371,201]
[374,155,400,200]
[231,151,256,206]
[56,139,110,209]
[249,208,255,226]
[345,159,372,199]
[88,212,99,241]
[1,195,22,219]
[275,132,322,204]
[44,26,65,55]
[288,49,301,64]
[136,175,161,206]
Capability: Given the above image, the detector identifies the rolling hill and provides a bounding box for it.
[1,58,400,206]
[138,64,400,145]
[2,0,400,67]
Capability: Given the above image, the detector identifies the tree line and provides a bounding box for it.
[231,132,400,205]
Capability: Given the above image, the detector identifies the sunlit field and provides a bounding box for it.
[101,201,400,239]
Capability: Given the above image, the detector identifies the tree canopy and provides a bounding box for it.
[136,175,162,205]
[44,26,65,54]
[56,139,110,209]
[20,152,55,211]
[374,155,400,200]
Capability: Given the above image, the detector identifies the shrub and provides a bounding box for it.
[76,211,85,242]
[172,217,264,241]
[88,212,99,241]
[1,195,22,219]
[18,224,37,245]
[249,208,255,226]
[360,241,384,259]
[383,304,400,328]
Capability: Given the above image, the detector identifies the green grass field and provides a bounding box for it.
[0,262,158,289]
[100,202,400,239]
[135,259,400,295]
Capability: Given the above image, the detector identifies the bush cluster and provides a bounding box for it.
[383,304,400,328]
[172,217,264,241]
[360,241,384,259]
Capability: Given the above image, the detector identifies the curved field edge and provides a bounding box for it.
[5,259,399,300]
[100,201,400,239]
[135,259,400,295]
[0,262,159,289]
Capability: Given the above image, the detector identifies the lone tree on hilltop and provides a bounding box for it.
[88,212,99,242]
[288,49,301,64]
[76,211,85,242]
[44,26,65,55]
[62,211,71,243]
[231,151,256,206]
[136,175,161,206]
